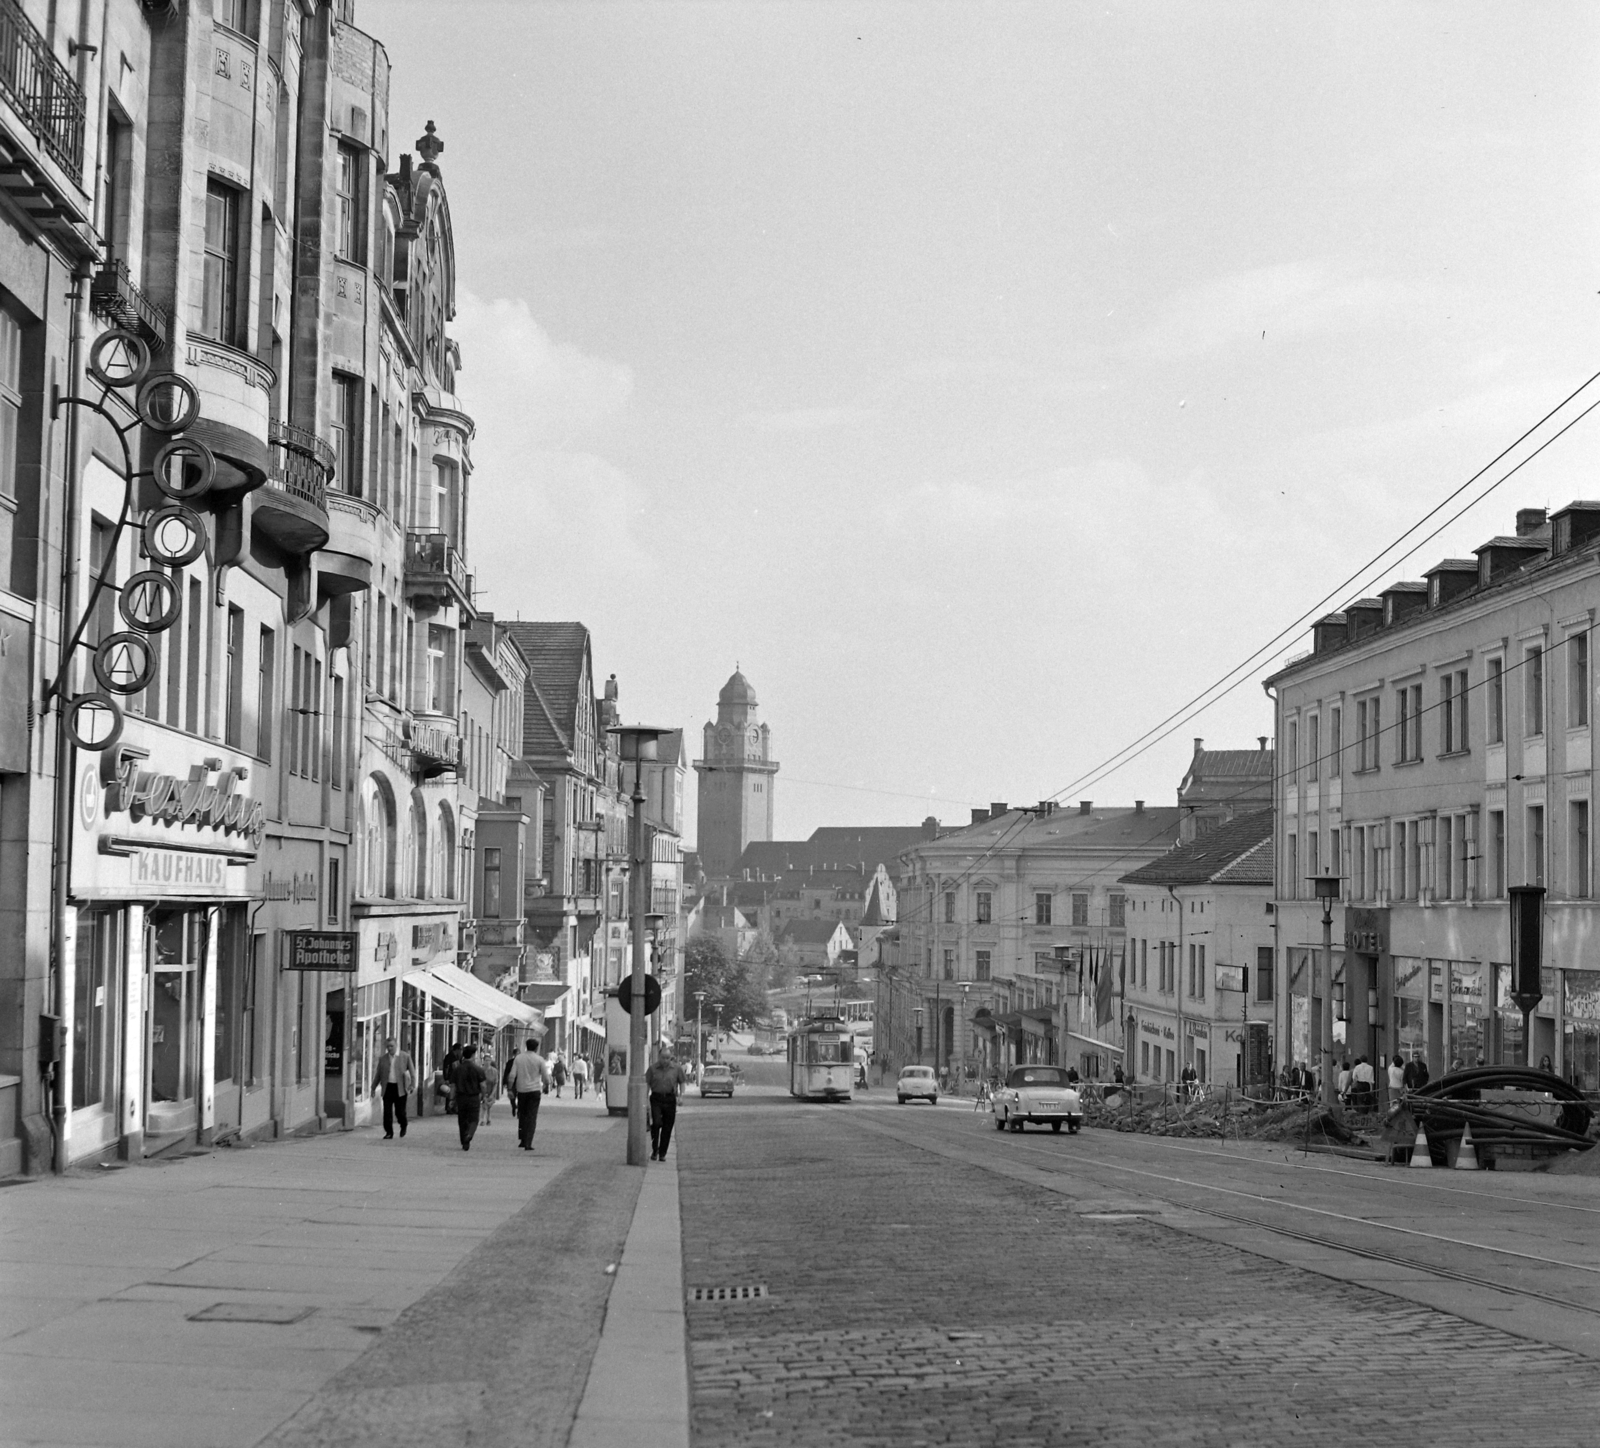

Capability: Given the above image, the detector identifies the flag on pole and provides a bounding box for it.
[1095,945,1115,1025]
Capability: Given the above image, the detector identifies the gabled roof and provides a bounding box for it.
[505,622,591,761]
[1183,748,1275,782]
[779,918,848,945]
[734,826,933,880]
[860,878,889,926]
[1118,810,1274,888]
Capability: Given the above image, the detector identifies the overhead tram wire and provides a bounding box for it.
[1045,369,1600,809]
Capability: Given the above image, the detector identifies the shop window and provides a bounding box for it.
[72,908,122,1112]
[146,909,209,1132]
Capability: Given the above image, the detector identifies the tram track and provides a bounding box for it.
[842,1103,1600,1348]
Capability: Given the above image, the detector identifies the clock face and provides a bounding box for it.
[717,725,733,744]
[747,727,760,747]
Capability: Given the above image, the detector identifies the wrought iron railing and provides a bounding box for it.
[405,530,470,596]
[0,0,85,174]
[89,260,169,347]
[267,418,333,510]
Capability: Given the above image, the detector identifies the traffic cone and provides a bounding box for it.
[1409,1123,1432,1168]
[1454,1123,1479,1170]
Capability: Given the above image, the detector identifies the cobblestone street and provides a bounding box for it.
[678,1087,1600,1448]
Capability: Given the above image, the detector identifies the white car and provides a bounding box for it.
[994,1065,1083,1134]
[897,1065,938,1104]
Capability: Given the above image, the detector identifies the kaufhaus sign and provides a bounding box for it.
[72,728,260,901]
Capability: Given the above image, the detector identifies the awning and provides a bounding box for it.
[1068,1028,1125,1057]
[521,980,570,1012]
[576,1016,606,1039]
[420,963,540,1030]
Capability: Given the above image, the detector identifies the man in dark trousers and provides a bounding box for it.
[647,1044,686,1162]
[452,1044,487,1150]
[371,1037,415,1139]
[503,1038,551,1151]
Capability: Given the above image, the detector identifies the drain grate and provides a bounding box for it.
[187,1302,315,1325]
[690,1284,768,1303]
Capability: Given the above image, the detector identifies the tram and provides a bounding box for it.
[788,1013,855,1101]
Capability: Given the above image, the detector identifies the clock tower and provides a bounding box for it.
[693,667,779,879]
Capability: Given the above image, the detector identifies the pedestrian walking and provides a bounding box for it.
[371,1037,415,1139]
[452,1044,488,1150]
[505,1038,551,1151]
[552,1054,568,1098]
[572,1053,589,1099]
[438,1042,463,1115]
[647,1044,687,1161]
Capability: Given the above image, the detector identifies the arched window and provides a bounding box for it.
[411,789,429,898]
[361,775,397,899]
[436,802,456,900]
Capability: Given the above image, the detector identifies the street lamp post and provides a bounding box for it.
[608,723,670,1168]
[1312,873,1342,1111]
[694,990,706,1067]
[914,1005,925,1066]
[959,981,970,1085]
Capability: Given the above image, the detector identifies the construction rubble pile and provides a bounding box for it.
[1083,1066,1600,1168]
[1083,1088,1369,1147]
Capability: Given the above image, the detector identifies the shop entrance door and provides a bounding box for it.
[145,909,208,1144]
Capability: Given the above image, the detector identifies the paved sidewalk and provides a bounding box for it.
[0,1091,683,1448]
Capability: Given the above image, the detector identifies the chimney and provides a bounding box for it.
[1258,736,1268,751]
[922,815,940,839]
[1079,800,1092,815]
[989,802,1008,818]
[970,808,987,825]
[1134,800,1145,814]
[1193,737,1204,755]
[1516,507,1548,538]
[1036,800,1055,816]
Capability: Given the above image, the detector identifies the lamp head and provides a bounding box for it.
[608,724,670,762]
[1310,873,1342,902]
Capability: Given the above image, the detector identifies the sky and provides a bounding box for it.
[369,1,1600,849]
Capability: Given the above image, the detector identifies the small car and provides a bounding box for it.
[700,1063,735,1098]
[993,1065,1083,1133]
[897,1065,938,1104]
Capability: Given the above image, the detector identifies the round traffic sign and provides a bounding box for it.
[617,974,663,1016]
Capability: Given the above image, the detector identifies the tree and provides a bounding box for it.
[684,934,768,1028]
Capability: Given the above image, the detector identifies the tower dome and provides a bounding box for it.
[718,668,757,707]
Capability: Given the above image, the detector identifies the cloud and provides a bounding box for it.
[451,295,656,608]
[735,405,879,433]
[453,292,633,445]
[1131,260,1445,359]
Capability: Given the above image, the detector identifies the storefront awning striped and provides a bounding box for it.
[420,962,540,1030]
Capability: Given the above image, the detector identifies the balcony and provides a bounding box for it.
[254,419,331,555]
[404,530,474,616]
[89,260,168,349]
[0,0,84,175]
[406,715,461,779]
